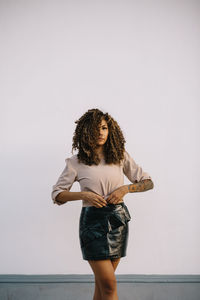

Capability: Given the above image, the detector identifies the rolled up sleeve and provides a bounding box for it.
[51,158,77,205]
[123,150,152,183]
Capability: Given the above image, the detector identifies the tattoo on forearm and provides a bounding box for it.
[129,179,154,193]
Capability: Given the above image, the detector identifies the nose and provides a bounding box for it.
[99,128,104,136]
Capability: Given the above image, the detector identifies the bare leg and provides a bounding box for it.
[93,278,102,300]
[92,258,120,300]
[88,258,121,300]
[111,258,121,271]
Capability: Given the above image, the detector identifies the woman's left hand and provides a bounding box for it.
[106,185,128,204]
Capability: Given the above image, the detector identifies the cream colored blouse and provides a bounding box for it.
[51,150,152,207]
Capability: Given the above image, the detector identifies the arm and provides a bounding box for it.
[55,190,107,208]
[126,178,154,193]
[52,158,79,205]
[55,190,84,204]
[122,150,154,194]
[106,179,154,204]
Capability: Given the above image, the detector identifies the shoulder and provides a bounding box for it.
[65,154,78,162]
[122,149,131,162]
[65,154,79,168]
[122,149,137,166]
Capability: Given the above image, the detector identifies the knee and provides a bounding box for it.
[101,278,117,294]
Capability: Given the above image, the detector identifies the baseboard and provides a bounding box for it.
[1,274,200,300]
[0,274,200,283]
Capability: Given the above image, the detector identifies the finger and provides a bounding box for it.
[112,197,119,204]
[101,199,107,205]
[94,193,104,199]
[106,193,113,202]
[96,199,106,207]
[90,197,102,207]
[108,198,114,204]
[93,192,106,202]
[107,195,113,202]
[111,199,116,204]
[108,196,115,203]
[95,197,106,206]
[91,193,106,206]
[115,198,123,204]
[97,196,107,205]
[94,202,103,208]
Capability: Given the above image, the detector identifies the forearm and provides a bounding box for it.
[125,179,154,193]
[55,190,84,204]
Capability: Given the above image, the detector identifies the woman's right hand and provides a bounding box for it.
[81,191,107,208]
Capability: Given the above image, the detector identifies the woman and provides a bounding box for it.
[51,108,154,300]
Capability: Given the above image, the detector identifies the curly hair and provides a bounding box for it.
[72,108,126,165]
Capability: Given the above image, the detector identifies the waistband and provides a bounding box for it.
[81,202,125,212]
[80,202,131,232]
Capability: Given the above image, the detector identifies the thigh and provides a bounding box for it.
[88,259,117,283]
[94,258,120,293]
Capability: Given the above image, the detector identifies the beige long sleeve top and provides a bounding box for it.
[51,150,152,207]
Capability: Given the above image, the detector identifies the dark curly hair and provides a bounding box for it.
[72,108,126,165]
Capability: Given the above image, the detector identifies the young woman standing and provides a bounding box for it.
[51,108,154,300]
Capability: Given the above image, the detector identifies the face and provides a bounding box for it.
[97,119,109,146]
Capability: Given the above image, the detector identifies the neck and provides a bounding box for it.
[95,146,104,158]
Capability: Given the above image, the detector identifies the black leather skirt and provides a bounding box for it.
[79,202,131,260]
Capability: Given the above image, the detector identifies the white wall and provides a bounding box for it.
[1,0,199,275]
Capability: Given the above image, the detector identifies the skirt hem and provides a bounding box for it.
[82,253,127,261]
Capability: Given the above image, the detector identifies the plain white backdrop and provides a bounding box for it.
[1,0,199,275]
